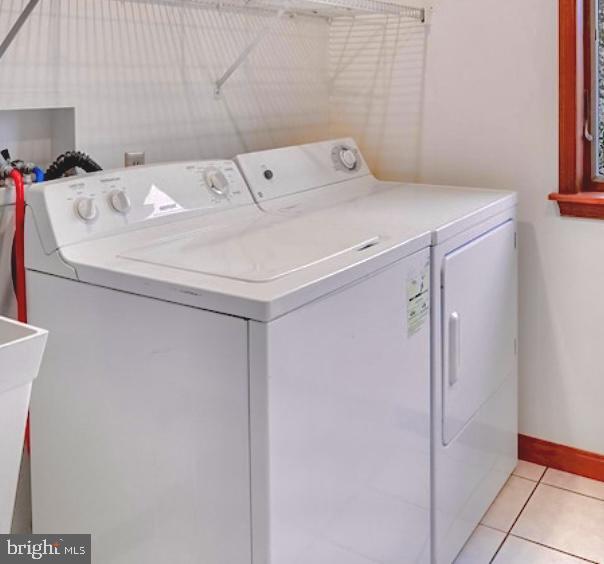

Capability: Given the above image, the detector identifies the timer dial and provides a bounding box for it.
[205,168,230,196]
[339,148,358,170]
[108,189,132,214]
[74,197,98,223]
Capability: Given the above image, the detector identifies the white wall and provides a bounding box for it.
[420,0,604,454]
[329,14,428,180]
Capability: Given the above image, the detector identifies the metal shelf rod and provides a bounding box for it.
[124,0,425,21]
[0,0,42,62]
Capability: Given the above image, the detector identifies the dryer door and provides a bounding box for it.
[442,220,517,445]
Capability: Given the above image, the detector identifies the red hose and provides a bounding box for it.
[11,170,27,323]
[10,169,30,452]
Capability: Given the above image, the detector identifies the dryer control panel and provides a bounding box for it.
[26,160,253,255]
[235,138,371,203]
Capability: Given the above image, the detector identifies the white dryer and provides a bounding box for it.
[235,139,518,564]
[25,160,433,563]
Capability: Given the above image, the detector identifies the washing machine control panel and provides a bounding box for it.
[28,160,253,253]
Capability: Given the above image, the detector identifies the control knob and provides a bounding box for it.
[74,197,98,223]
[205,168,230,196]
[108,189,132,214]
[339,148,358,170]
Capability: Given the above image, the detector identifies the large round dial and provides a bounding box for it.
[74,197,98,223]
[339,148,358,170]
[205,168,230,196]
[108,189,132,214]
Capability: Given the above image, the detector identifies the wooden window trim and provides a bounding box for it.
[549,0,604,218]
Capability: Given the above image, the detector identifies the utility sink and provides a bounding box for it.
[0,316,47,533]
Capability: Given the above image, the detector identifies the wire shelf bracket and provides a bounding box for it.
[0,0,42,63]
[214,7,288,97]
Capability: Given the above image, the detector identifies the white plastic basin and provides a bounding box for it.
[0,316,47,533]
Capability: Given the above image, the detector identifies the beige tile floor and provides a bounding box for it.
[455,461,604,563]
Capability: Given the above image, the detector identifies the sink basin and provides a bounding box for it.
[0,316,47,533]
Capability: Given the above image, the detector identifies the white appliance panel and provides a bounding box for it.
[435,373,517,564]
[119,214,380,282]
[431,212,518,564]
[235,138,370,204]
[236,141,517,249]
[441,220,517,445]
[27,160,253,255]
[29,272,252,564]
[25,159,431,321]
[249,249,431,564]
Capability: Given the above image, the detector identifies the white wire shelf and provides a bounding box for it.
[0,0,427,96]
[125,0,426,20]
[123,0,428,95]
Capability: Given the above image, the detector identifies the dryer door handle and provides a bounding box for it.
[448,312,461,387]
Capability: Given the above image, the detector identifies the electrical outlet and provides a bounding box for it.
[125,152,145,167]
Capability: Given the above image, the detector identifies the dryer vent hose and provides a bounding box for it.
[45,151,102,180]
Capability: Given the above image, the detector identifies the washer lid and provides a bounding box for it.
[119,213,381,282]
[58,202,431,321]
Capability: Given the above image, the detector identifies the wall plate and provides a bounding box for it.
[125,152,145,167]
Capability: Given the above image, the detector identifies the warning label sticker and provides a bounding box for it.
[407,260,430,337]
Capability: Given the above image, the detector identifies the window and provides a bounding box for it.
[596,0,604,176]
[550,0,604,219]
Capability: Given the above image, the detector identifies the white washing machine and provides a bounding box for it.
[25,159,433,563]
[235,139,518,564]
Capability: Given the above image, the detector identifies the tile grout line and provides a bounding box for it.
[508,533,599,563]
[518,470,603,563]
[512,464,547,483]
[488,466,545,563]
[539,481,604,503]
[541,466,604,499]
[487,530,507,563]
[486,465,604,563]
[480,523,508,533]
[503,467,600,563]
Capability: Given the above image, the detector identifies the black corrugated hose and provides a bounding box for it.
[45,151,102,180]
